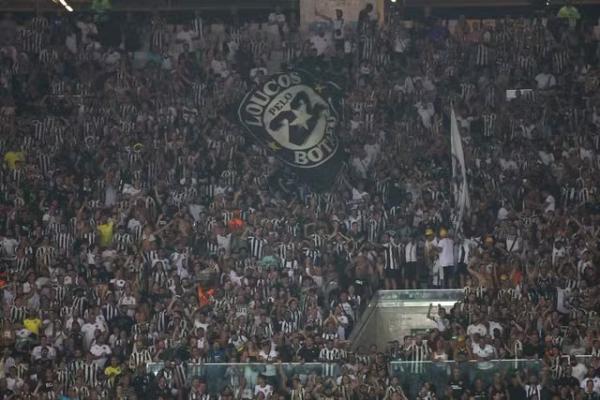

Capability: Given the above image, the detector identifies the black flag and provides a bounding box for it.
[238,70,345,192]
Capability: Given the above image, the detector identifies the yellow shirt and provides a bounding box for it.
[23,318,42,335]
[104,366,121,377]
[97,221,114,247]
[4,151,25,170]
[558,5,580,20]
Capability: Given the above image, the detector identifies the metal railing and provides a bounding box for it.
[145,357,564,396]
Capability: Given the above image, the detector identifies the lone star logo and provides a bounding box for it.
[269,91,326,146]
[289,104,311,130]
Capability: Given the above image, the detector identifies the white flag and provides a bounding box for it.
[451,106,470,232]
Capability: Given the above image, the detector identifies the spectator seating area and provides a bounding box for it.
[0,4,599,400]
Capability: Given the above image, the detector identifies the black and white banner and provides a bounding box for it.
[238,70,345,192]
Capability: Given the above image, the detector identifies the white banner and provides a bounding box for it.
[451,106,470,233]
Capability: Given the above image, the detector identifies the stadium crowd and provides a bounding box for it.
[0,1,600,399]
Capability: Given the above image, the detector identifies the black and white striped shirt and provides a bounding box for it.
[9,305,27,323]
[129,349,153,368]
[405,341,430,373]
[247,236,266,259]
[320,347,340,362]
[360,36,375,60]
[382,241,400,270]
[303,248,321,265]
[460,83,475,100]
[36,246,57,267]
[19,29,43,54]
[290,388,307,400]
[82,362,98,387]
[189,393,212,400]
[113,232,133,252]
[475,44,489,66]
[55,232,73,256]
[68,360,85,383]
[552,50,569,74]
[525,384,541,400]
[367,218,381,243]
[192,15,203,38]
[277,243,295,260]
[251,39,269,59]
[173,363,187,388]
[102,303,119,322]
[483,113,496,137]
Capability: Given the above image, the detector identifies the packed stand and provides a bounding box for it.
[0,2,599,399]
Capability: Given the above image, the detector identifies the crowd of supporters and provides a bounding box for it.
[0,1,599,399]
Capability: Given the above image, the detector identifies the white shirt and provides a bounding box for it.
[499,158,518,171]
[467,323,487,337]
[432,316,449,332]
[572,362,588,381]
[416,102,435,129]
[535,73,556,89]
[176,29,195,47]
[127,218,142,232]
[344,40,352,54]
[217,233,232,254]
[76,21,98,44]
[438,238,455,267]
[104,50,121,66]
[352,157,369,179]
[6,376,23,391]
[394,37,409,53]
[119,295,136,317]
[268,13,285,24]
[472,342,495,359]
[556,287,571,314]
[65,317,85,330]
[0,237,18,257]
[351,188,368,202]
[488,321,503,338]
[66,33,77,54]
[194,321,209,331]
[90,343,111,368]
[456,240,472,264]
[229,334,248,351]
[580,377,600,393]
[401,77,415,93]
[538,150,555,165]
[258,348,278,361]
[211,59,229,78]
[364,143,380,161]
[31,345,56,360]
[544,194,556,213]
[405,242,417,262]
[254,384,273,397]
[81,322,106,349]
[333,18,345,39]
[497,207,509,220]
[90,343,112,357]
[580,147,594,161]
